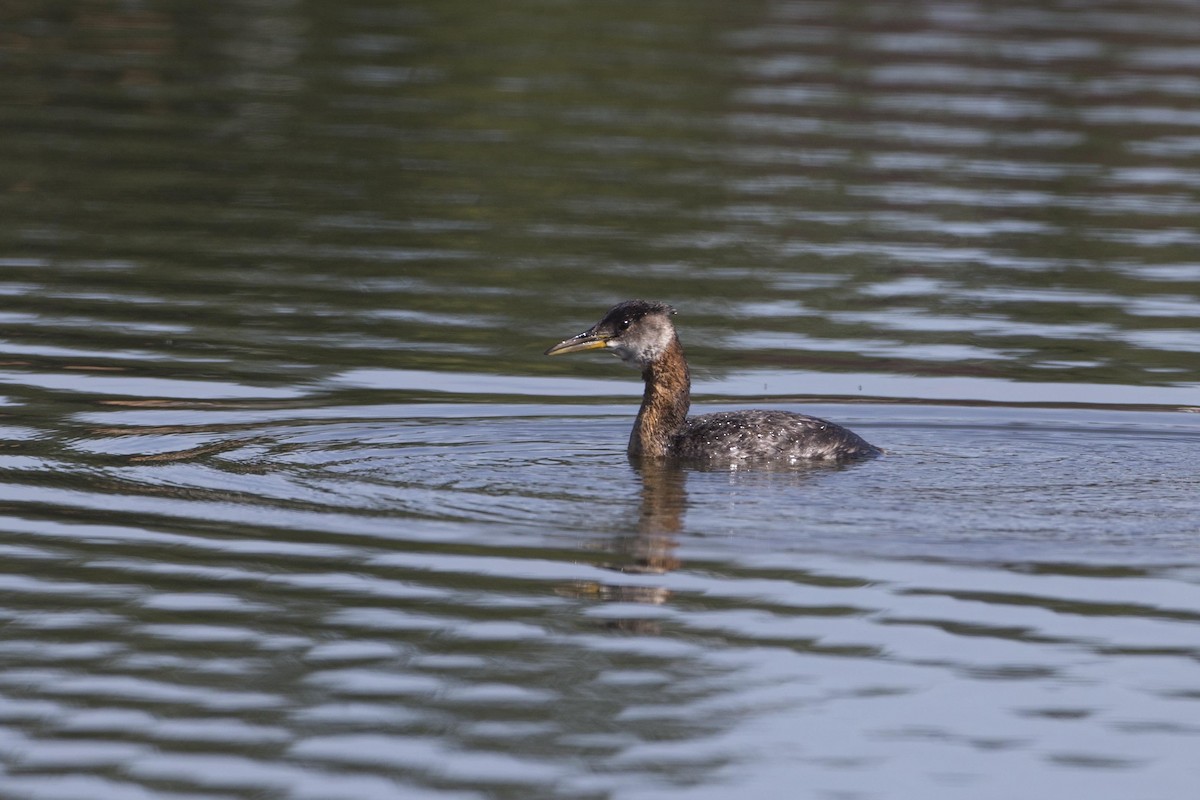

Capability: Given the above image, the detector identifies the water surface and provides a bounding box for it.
[1,1,1199,798]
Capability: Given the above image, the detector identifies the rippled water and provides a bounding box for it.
[2,1,1200,798]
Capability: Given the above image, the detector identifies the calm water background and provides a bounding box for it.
[2,1,1199,798]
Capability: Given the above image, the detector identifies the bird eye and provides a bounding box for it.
[617,318,631,332]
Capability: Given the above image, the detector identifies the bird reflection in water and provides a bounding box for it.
[559,461,687,634]
[562,459,861,633]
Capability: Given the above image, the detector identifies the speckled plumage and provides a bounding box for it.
[672,409,879,462]
[546,300,881,464]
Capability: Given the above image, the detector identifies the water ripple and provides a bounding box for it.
[2,1,1200,798]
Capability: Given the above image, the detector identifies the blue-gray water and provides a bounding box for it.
[1,1,1199,798]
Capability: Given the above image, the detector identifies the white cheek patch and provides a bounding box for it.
[608,341,642,366]
[611,342,661,368]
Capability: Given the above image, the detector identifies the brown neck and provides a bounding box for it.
[629,337,690,458]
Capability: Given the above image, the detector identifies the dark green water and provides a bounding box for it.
[1,1,1198,798]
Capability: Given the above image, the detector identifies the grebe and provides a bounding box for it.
[545,300,880,463]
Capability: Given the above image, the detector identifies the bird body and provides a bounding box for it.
[546,300,880,464]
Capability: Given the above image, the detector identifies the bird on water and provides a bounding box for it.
[545,300,880,463]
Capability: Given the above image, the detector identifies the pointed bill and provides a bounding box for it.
[545,329,609,356]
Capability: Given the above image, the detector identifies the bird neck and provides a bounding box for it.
[629,337,691,458]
